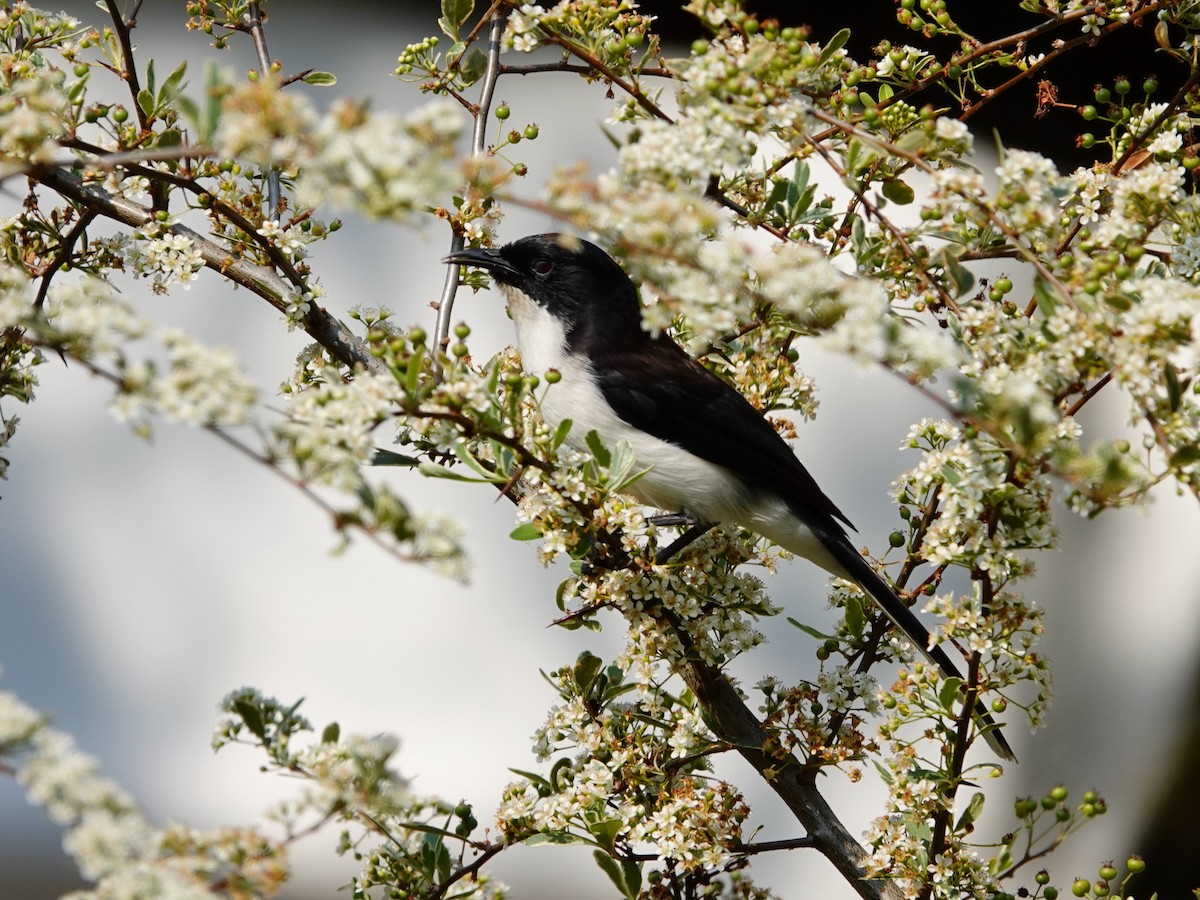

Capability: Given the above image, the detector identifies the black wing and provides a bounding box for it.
[591,335,1016,760]
[590,335,854,530]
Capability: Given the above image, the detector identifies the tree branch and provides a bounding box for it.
[33,167,381,374]
[668,617,904,900]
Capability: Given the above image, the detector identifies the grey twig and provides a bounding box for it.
[36,168,381,375]
[247,1,282,216]
[434,10,506,368]
[669,619,905,900]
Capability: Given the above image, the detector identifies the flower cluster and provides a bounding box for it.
[129,230,206,293]
[213,688,507,899]
[503,0,657,73]
[497,652,754,876]
[2,685,288,896]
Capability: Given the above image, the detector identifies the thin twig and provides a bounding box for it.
[33,210,97,309]
[102,0,149,132]
[246,1,282,216]
[435,10,507,365]
[35,167,380,374]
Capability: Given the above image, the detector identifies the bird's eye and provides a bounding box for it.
[531,258,554,276]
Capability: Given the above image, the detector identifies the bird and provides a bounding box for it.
[444,233,1014,761]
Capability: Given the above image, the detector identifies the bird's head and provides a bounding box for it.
[444,234,644,342]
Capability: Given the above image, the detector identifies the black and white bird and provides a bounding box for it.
[445,233,1013,761]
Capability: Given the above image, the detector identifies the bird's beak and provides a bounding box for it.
[442,246,520,281]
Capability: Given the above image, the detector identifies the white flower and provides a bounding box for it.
[138,232,205,292]
[0,690,43,746]
[154,328,258,427]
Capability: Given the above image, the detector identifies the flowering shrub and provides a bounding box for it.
[1,0,1195,898]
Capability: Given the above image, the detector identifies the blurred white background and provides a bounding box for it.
[2,3,1198,898]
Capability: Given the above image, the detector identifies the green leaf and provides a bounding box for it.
[417,461,497,483]
[405,346,425,396]
[452,441,504,481]
[585,429,611,468]
[441,0,474,31]
[817,28,851,68]
[1031,275,1059,317]
[587,817,623,853]
[402,820,473,842]
[524,831,589,846]
[881,178,915,205]
[1169,444,1200,468]
[302,70,337,86]
[844,595,866,636]
[136,87,155,120]
[608,439,636,484]
[509,522,542,541]
[233,699,266,740]
[956,791,986,830]
[935,247,976,296]
[320,722,340,744]
[145,58,156,97]
[1164,362,1182,412]
[458,48,487,86]
[161,60,188,99]
[786,617,834,641]
[593,850,633,898]
[621,859,642,898]
[551,417,574,450]
[573,651,603,693]
[938,676,964,713]
[508,767,553,790]
[895,129,932,156]
[372,448,420,467]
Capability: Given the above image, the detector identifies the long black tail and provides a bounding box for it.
[821,531,1016,762]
